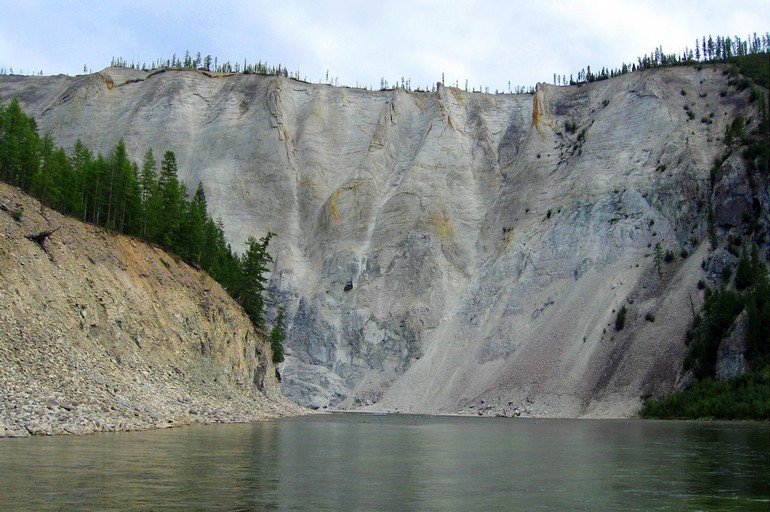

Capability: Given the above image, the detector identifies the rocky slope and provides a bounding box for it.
[1,65,766,417]
[0,182,302,437]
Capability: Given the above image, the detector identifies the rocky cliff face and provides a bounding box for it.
[0,182,300,436]
[1,65,766,417]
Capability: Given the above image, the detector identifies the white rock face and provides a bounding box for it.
[1,65,765,417]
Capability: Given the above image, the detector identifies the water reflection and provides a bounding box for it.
[1,415,767,511]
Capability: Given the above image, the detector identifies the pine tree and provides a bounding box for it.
[735,246,752,290]
[154,150,185,250]
[138,148,158,238]
[707,204,718,250]
[237,232,275,329]
[107,139,140,233]
[85,154,108,225]
[70,139,94,220]
[270,307,286,365]
[0,98,40,190]
[182,182,208,264]
[30,133,61,211]
[654,242,664,275]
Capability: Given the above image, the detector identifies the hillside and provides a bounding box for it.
[0,182,302,437]
[1,64,767,417]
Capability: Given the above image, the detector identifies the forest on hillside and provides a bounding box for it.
[0,100,285,369]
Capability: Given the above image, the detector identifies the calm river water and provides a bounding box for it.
[0,414,767,511]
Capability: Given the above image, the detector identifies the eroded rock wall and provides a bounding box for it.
[1,65,766,416]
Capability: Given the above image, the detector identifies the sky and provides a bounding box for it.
[1,0,768,92]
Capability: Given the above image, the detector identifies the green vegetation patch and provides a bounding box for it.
[641,367,770,420]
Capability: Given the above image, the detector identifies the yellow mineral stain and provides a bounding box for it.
[329,190,341,224]
[429,211,454,239]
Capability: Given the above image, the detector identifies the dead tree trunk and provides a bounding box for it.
[26,227,60,260]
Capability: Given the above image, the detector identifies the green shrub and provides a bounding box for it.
[735,249,752,290]
[615,305,627,331]
[640,369,770,420]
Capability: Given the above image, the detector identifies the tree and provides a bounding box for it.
[0,98,40,190]
[270,307,286,365]
[707,204,718,250]
[686,288,744,378]
[181,182,208,264]
[70,139,93,220]
[153,150,185,249]
[735,246,752,290]
[84,153,108,225]
[30,133,62,211]
[138,148,158,238]
[615,305,628,331]
[746,255,770,364]
[107,139,140,233]
[237,232,275,329]
[654,242,664,275]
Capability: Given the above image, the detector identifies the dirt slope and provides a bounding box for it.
[0,182,303,437]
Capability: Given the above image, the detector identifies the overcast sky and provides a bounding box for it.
[1,1,768,91]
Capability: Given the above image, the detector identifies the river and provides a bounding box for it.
[0,414,767,511]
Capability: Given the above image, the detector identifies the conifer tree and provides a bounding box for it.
[30,133,61,211]
[181,182,208,264]
[138,148,158,238]
[0,98,39,190]
[70,139,93,220]
[237,232,275,329]
[155,150,185,249]
[270,307,286,365]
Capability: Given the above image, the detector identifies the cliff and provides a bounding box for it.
[1,65,766,417]
[0,182,301,437]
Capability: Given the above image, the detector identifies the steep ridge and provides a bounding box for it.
[0,182,301,437]
[1,65,765,417]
